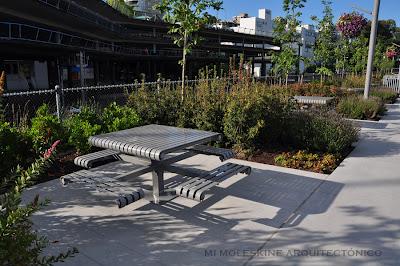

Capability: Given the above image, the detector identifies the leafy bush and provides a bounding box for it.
[282,111,359,154]
[337,96,385,120]
[223,86,266,152]
[156,88,182,126]
[0,122,34,178]
[0,141,78,265]
[370,88,398,104]
[274,150,339,174]
[102,102,141,132]
[65,107,102,154]
[193,79,227,133]
[29,104,65,153]
[128,83,161,125]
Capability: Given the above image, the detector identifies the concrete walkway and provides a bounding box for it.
[24,101,400,266]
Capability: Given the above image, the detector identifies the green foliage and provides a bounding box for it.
[65,107,102,154]
[0,142,78,265]
[155,0,222,95]
[29,104,65,153]
[349,36,369,74]
[282,111,359,154]
[337,96,386,120]
[193,78,227,133]
[272,46,297,80]
[370,88,399,104]
[223,87,266,151]
[274,150,339,174]
[272,0,306,78]
[128,82,159,124]
[312,0,336,72]
[156,0,222,55]
[341,75,365,88]
[102,102,141,132]
[0,122,34,178]
[106,0,135,17]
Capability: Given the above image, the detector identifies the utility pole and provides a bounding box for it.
[364,0,381,99]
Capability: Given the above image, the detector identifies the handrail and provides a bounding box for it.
[0,22,225,58]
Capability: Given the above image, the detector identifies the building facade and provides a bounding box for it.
[0,0,275,91]
[231,9,273,37]
[296,24,317,73]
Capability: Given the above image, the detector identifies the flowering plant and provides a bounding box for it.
[336,12,368,39]
[0,140,78,265]
[386,49,397,59]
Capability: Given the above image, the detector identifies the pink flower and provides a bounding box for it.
[337,12,368,39]
[386,50,397,59]
[44,140,61,159]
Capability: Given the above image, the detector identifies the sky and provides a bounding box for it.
[211,0,400,25]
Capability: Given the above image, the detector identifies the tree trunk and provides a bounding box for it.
[181,30,188,102]
[285,74,288,88]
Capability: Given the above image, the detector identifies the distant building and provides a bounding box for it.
[231,9,273,37]
[294,24,317,73]
[232,13,248,25]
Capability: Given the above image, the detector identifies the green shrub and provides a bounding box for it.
[337,96,385,120]
[193,79,227,133]
[128,84,160,125]
[274,150,339,174]
[341,75,365,88]
[0,141,78,265]
[370,88,398,104]
[102,102,141,132]
[0,122,34,178]
[282,111,359,154]
[65,107,102,154]
[156,88,182,126]
[29,104,65,153]
[223,87,266,152]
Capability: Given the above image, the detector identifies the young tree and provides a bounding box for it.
[155,0,222,100]
[272,0,306,86]
[335,12,368,76]
[107,0,135,17]
[312,0,336,77]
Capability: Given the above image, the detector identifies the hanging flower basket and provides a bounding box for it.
[336,12,368,39]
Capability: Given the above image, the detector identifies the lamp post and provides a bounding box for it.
[364,0,381,99]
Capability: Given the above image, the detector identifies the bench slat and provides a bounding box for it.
[176,163,251,202]
[186,145,235,161]
[74,149,121,169]
[61,161,146,208]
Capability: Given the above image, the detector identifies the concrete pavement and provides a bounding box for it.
[23,100,400,266]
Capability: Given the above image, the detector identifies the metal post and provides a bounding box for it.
[151,168,164,204]
[79,51,86,103]
[55,85,62,121]
[364,0,381,99]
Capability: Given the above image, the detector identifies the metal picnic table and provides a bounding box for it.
[87,124,222,203]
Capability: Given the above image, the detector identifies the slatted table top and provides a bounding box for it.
[89,124,221,161]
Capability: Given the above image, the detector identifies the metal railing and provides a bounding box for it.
[0,22,227,59]
[2,75,329,120]
[37,0,129,36]
[383,75,400,93]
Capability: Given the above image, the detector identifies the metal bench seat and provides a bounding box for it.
[61,161,147,208]
[186,145,235,161]
[74,149,122,169]
[175,163,251,202]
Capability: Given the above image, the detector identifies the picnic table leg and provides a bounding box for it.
[151,168,165,204]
